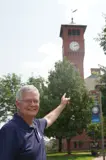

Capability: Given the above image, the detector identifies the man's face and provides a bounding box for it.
[16,91,40,117]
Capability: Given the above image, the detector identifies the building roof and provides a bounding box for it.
[85,74,100,79]
[60,23,87,37]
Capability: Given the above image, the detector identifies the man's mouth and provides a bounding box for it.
[27,108,37,111]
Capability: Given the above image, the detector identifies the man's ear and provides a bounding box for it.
[15,100,20,110]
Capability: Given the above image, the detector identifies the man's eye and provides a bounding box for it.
[33,100,39,103]
[27,100,32,103]
[27,100,38,103]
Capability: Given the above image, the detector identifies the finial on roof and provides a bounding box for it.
[71,17,74,24]
[71,9,77,24]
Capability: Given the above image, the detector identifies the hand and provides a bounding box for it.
[60,93,70,106]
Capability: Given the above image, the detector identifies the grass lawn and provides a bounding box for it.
[47,152,94,160]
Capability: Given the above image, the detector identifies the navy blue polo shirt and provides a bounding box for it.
[0,113,47,160]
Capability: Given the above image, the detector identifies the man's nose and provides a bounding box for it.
[31,100,36,106]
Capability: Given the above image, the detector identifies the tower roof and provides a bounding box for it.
[60,23,87,37]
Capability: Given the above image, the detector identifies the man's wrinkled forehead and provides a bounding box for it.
[21,90,40,99]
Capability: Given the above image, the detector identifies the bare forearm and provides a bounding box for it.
[44,104,66,128]
[44,93,70,128]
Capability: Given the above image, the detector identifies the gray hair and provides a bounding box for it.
[16,85,40,101]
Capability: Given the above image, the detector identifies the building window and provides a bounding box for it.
[74,142,77,148]
[68,29,80,36]
[77,29,80,36]
[68,30,72,35]
[104,142,106,148]
[78,141,84,148]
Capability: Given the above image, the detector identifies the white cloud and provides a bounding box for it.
[20,42,62,80]
[84,44,106,78]
[38,42,61,56]
[58,0,98,9]
[22,62,41,70]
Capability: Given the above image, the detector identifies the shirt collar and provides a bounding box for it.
[13,113,36,130]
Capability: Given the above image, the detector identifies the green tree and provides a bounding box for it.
[27,76,46,95]
[97,65,106,116]
[87,123,101,141]
[0,73,22,122]
[87,117,106,142]
[45,59,92,154]
[97,14,106,55]
[94,15,106,116]
[95,15,106,116]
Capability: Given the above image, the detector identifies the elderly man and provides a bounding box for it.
[0,85,70,160]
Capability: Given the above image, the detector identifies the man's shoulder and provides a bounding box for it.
[34,118,47,132]
[0,117,23,148]
[34,118,47,125]
[0,118,18,132]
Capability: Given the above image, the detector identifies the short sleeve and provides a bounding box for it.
[36,118,47,133]
[0,124,19,160]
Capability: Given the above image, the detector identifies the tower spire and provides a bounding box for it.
[71,17,74,24]
[71,9,77,24]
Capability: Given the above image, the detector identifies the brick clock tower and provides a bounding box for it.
[60,19,87,78]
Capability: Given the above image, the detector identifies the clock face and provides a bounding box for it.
[92,107,99,114]
[69,41,80,51]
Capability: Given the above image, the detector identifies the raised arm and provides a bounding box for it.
[44,93,70,128]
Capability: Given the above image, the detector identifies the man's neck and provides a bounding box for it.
[18,112,34,126]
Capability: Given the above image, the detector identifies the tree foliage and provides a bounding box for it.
[97,65,106,116]
[0,73,21,122]
[87,116,106,142]
[87,123,101,141]
[45,59,92,153]
[96,15,106,115]
[97,14,106,55]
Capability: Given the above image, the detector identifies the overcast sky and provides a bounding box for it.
[0,0,106,81]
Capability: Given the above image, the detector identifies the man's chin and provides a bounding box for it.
[26,111,38,117]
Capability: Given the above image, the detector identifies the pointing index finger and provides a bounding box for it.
[63,93,66,97]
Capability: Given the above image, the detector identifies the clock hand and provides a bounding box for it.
[74,44,78,47]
